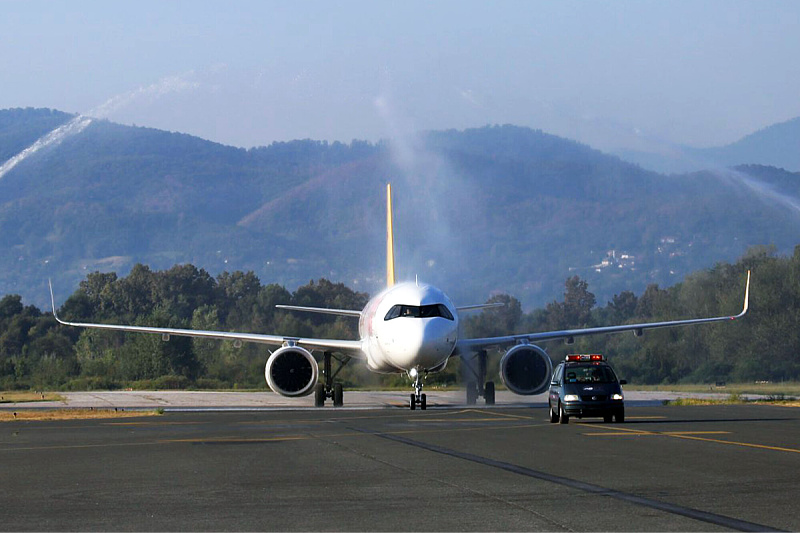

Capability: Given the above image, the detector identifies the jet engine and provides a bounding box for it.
[264,346,318,397]
[499,344,553,395]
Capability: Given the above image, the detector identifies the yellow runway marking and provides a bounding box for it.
[586,431,730,437]
[105,421,207,426]
[1,419,549,452]
[669,434,800,455]
[164,421,550,445]
[465,409,539,420]
[234,409,469,426]
[0,441,162,452]
[165,436,311,444]
[415,417,525,423]
[581,423,800,454]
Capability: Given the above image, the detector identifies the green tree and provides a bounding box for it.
[463,294,522,338]
[563,275,596,327]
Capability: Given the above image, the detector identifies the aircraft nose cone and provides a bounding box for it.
[384,319,456,369]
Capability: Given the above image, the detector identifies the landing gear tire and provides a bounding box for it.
[333,383,343,407]
[549,404,559,423]
[614,408,625,423]
[558,403,569,424]
[466,382,478,405]
[410,393,416,410]
[314,383,325,407]
[421,394,427,410]
[484,381,495,405]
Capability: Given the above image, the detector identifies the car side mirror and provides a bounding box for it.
[619,379,627,385]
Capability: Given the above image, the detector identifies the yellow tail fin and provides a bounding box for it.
[386,183,396,287]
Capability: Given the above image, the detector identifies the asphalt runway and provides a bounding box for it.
[2,404,799,531]
[1,388,747,410]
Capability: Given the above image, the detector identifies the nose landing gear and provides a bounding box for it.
[409,367,427,410]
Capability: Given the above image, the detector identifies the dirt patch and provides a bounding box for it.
[0,409,162,422]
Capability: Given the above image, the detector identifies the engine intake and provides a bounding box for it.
[264,346,318,397]
[500,344,553,395]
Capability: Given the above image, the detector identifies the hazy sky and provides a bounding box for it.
[3,0,799,152]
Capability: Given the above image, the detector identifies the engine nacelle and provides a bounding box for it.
[264,346,318,397]
[499,344,553,396]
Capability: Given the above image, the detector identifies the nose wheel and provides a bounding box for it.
[409,368,427,410]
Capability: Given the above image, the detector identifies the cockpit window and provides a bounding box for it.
[384,304,454,321]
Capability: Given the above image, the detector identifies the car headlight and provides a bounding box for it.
[564,394,579,402]
[612,393,624,400]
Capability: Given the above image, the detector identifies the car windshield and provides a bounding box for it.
[564,364,617,384]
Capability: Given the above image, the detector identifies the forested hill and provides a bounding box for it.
[1,107,799,309]
[0,108,75,162]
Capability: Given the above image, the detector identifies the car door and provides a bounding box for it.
[549,363,563,409]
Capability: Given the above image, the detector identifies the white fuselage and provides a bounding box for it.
[358,282,459,374]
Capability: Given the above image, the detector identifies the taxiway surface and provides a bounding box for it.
[0,388,746,410]
[2,403,798,531]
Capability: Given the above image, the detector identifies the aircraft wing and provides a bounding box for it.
[49,283,365,357]
[457,271,750,354]
[456,302,506,312]
[275,305,362,317]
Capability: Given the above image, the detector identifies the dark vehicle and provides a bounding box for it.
[548,354,626,424]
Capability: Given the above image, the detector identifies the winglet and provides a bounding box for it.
[737,270,751,318]
[48,278,65,324]
[386,183,396,287]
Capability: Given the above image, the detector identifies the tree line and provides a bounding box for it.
[1,246,798,391]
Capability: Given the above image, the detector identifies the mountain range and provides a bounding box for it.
[1,107,798,310]
[615,117,800,174]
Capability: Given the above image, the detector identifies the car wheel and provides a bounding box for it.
[558,403,569,424]
[603,413,613,423]
[615,407,625,423]
[549,404,559,423]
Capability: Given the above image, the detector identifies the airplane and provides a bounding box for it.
[50,183,751,410]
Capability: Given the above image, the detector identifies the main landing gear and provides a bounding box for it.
[409,367,427,410]
[314,351,351,407]
[463,350,496,406]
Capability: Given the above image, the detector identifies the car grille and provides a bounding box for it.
[581,395,608,401]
